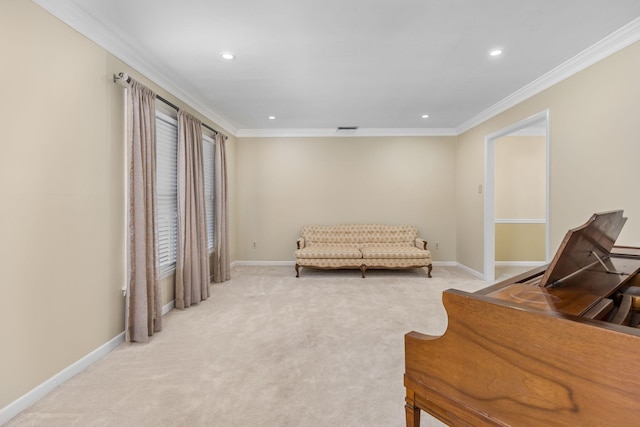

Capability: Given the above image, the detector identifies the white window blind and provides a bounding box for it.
[155,110,178,274]
[203,135,215,250]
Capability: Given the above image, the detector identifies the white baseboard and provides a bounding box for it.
[230,260,480,278]
[454,262,485,280]
[0,260,492,424]
[0,332,125,425]
[232,260,464,267]
[162,299,175,315]
[432,261,457,267]
[0,299,179,425]
[453,261,546,282]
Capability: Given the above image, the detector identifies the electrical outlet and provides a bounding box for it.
[253,241,257,249]
[435,242,439,250]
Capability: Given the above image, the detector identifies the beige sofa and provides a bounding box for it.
[294,224,432,278]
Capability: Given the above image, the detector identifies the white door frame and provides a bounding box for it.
[483,110,551,281]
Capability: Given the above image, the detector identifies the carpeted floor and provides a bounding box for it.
[6,265,497,427]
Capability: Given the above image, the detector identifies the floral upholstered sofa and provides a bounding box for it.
[294,224,432,278]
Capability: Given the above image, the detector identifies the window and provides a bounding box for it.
[203,134,215,250]
[155,103,215,274]
[155,109,178,275]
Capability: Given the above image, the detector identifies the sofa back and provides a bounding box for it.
[300,224,418,247]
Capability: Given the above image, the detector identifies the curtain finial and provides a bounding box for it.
[113,72,131,87]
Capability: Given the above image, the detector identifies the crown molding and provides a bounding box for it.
[236,127,458,138]
[456,16,640,134]
[33,1,640,139]
[33,0,239,136]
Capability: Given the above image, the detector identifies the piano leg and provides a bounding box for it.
[405,404,420,427]
[405,390,420,427]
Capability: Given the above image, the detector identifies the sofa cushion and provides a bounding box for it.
[358,224,417,246]
[360,245,431,260]
[296,258,364,268]
[299,224,418,246]
[295,245,363,259]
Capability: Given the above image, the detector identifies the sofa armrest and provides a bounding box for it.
[297,237,305,250]
[415,238,428,250]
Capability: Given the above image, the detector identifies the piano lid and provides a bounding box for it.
[540,210,627,287]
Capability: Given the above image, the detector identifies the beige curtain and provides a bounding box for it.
[127,79,162,342]
[212,132,230,283]
[176,110,210,308]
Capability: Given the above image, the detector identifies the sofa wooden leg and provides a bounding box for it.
[360,265,366,278]
[295,264,300,278]
[427,264,432,278]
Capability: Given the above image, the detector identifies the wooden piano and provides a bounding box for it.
[404,210,640,426]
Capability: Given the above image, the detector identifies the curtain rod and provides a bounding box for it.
[114,72,221,136]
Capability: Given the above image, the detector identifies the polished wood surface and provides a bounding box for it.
[485,255,640,317]
[540,210,627,287]
[405,289,640,426]
[404,211,640,426]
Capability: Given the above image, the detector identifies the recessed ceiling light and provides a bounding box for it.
[268,116,276,120]
[221,52,235,60]
[421,114,429,119]
[489,49,503,56]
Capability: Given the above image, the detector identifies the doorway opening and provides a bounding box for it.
[484,110,550,282]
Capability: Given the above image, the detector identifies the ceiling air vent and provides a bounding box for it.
[336,126,359,134]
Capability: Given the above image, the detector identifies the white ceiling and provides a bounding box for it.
[35,0,640,136]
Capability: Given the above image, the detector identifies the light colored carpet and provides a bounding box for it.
[7,265,494,427]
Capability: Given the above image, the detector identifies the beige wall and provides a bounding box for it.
[4,0,640,416]
[495,136,546,219]
[495,223,546,262]
[457,41,640,273]
[235,136,457,262]
[0,0,235,410]
[494,136,546,261]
